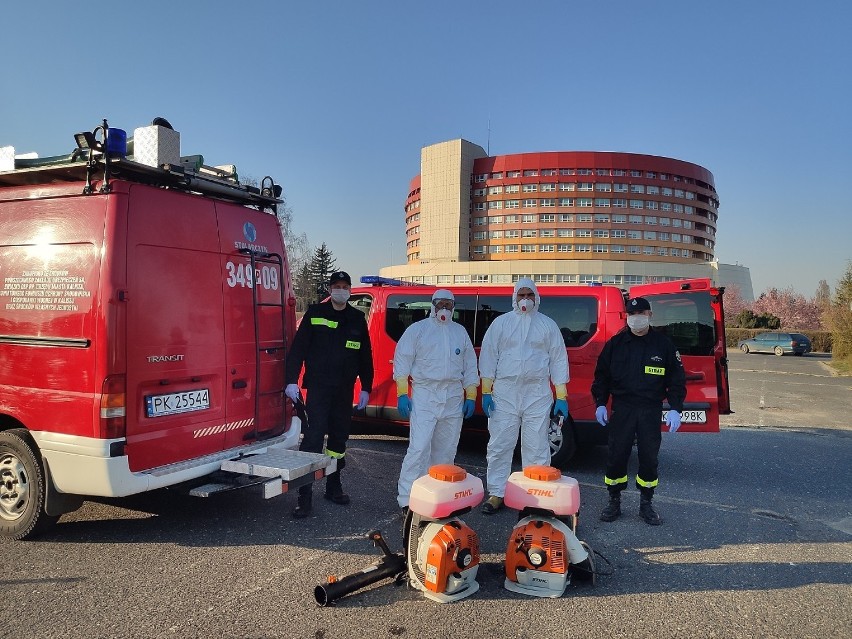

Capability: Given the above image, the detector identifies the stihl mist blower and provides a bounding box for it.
[403,464,484,603]
[314,530,406,606]
[503,465,596,597]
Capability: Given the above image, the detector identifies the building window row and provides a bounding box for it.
[473,231,695,243]
[475,170,705,188]
[473,198,705,215]
[405,273,690,286]
[472,214,697,231]
[472,243,694,257]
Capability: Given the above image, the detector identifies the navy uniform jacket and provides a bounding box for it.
[285,301,374,393]
[591,327,686,412]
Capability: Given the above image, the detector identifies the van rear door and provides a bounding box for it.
[629,279,731,432]
[125,185,228,471]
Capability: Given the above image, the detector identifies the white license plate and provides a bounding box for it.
[662,409,706,424]
[146,389,210,417]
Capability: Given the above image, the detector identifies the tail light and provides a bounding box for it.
[99,375,127,439]
[791,340,798,346]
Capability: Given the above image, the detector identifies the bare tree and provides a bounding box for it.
[242,174,311,286]
[815,279,831,311]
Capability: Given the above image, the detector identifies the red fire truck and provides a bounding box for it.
[0,119,333,540]
[348,277,732,465]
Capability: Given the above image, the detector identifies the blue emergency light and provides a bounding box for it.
[359,276,426,287]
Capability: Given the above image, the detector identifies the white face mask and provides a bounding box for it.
[330,289,350,304]
[518,299,533,313]
[435,308,452,323]
[627,314,650,332]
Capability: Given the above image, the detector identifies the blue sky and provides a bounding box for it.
[2,1,850,297]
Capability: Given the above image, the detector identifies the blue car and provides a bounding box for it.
[738,332,812,356]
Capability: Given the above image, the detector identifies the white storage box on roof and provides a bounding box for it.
[0,146,16,172]
[133,124,180,168]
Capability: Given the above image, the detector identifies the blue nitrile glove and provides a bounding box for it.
[595,405,608,426]
[666,410,681,433]
[553,399,569,418]
[463,399,475,419]
[398,395,412,419]
[356,391,369,410]
[285,384,300,403]
[482,394,495,417]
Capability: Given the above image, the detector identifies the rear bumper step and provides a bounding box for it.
[189,446,336,498]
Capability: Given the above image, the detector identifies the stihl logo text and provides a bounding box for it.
[527,488,554,497]
[454,489,473,499]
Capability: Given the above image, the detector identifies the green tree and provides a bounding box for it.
[307,243,337,304]
[755,312,781,329]
[825,261,852,358]
[734,309,758,328]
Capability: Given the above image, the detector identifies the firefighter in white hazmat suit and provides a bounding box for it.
[478,278,570,514]
[394,290,479,510]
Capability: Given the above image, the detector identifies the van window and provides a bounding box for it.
[385,294,478,345]
[644,291,716,356]
[472,295,513,346]
[538,296,600,347]
[474,294,599,348]
[386,294,432,341]
[349,293,373,317]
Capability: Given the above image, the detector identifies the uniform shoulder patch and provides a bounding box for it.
[675,350,682,362]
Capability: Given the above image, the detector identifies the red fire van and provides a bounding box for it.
[0,119,331,539]
[348,277,731,466]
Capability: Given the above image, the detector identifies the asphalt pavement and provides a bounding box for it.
[2,351,850,639]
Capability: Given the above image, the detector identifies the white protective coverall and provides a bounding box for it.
[479,278,570,498]
[394,290,479,508]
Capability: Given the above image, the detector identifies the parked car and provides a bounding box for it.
[738,332,812,356]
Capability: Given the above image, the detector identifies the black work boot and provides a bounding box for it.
[639,498,661,525]
[324,471,350,505]
[599,493,622,522]
[292,486,313,519]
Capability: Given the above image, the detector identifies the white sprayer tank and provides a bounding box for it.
[409,464,484,519]
[504,465,580,515]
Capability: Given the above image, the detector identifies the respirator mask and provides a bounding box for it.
[330,289,351,304]
[627,314,650,332]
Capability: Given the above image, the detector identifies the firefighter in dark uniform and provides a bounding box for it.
[285,271,373,519]
[591,296,686,525]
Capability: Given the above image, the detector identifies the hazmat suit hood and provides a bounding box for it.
[430,289,455,324]
[512,278,540,314]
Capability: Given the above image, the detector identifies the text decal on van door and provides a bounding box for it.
[225,261,279,290]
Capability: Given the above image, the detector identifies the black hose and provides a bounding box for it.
[314,553,406,606]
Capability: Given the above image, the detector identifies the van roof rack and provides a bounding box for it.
[0,118,283,212]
